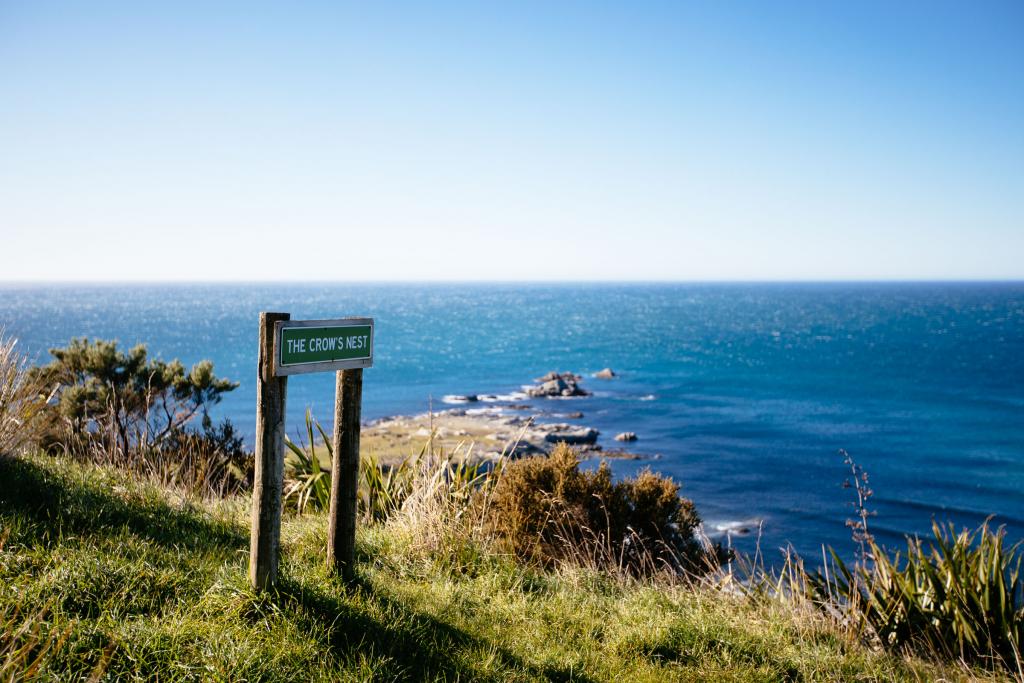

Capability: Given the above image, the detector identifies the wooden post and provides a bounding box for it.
[249,311,290,590]
[328,368,363,579]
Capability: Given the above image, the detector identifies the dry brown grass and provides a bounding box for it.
[0,330,51,459]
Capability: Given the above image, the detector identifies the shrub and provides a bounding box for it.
[802,452,1024,673]
[156,415,251,495]
[486,443,722,577]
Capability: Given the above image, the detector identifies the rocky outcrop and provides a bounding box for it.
[526,371,590,398]
[594,368,616,379]
[534,371,580,383]
[614,432,638,442]
[445,394,479,403]
[543,426,599,445]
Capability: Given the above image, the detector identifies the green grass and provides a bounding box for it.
[0,453,1014,682]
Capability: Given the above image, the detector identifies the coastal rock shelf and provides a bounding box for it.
[362,409,638,466]
[360,371,642,467]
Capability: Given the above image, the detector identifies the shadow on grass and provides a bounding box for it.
[275,574,597,683]
[639,627,803,682]
[0,455,247,553]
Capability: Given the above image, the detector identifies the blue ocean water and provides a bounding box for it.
[1,282,1021,563]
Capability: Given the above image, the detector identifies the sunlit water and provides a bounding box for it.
[2,282,1021,563]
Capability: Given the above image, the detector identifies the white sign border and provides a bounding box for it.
[273,317,374,377]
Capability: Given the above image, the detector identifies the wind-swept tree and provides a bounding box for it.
[31,338,237,456]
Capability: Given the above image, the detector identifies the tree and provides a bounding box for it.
[31,338,237,456]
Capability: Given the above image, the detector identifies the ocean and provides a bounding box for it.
[1,282,1021,563]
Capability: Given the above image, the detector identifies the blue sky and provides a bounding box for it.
[1,1,1021,280]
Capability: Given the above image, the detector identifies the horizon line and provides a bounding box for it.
[1,278,1023,287]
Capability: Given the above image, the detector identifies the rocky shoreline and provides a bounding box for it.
[360,370,646,466]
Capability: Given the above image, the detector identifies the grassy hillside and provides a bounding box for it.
[0,452,1013,682]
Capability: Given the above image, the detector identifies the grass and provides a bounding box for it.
[1,453,1017,681]
[0,329,50,459]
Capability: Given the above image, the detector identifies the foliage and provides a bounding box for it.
[360,449,416,523]
[0,590,85,680]
[284,411,478,526]
[812,521,1024,672]
[283,409,333,514]
[0,330,51,458]
[30,337,237,456]
[486,443,724,577]
[387,444,495,573]
[362,426,489,527]
[156,415,252,495]
[0,452,1001,682]
[786,451,1024,676]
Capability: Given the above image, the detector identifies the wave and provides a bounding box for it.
[442,391,529,404]
[705,518,764,538]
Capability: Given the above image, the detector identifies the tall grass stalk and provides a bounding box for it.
[0,331,51,459]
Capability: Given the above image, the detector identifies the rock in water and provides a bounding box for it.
[614,432,637,442]
[526,371,590,398]
[534,371,581,383]
[544,427,599,445]
[445,394,478,403]
[594,368,616,379]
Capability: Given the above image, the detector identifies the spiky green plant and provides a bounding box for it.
[283,409,331,514]
[285,411,497,525]
[812,520,1024,673]
[359,449,415,523]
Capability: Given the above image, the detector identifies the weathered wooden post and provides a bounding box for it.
[252,316,373,586]
[249,311,290,590]
[328,368,363,579]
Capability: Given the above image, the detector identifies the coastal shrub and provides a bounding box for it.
[486,444,723,577]
[812,521,1024,672]
[23,337,245,496]
[0,331,51,458]
[156,415,251,495]
[29,337,238,458]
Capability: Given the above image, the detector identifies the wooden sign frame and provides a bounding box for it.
[249,311,373,590]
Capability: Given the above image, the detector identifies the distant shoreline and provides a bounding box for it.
[361,370,644,465]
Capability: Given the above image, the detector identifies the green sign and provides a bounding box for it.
[274,318,374,376]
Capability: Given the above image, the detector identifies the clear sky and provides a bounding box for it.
[1,1,1021,281]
